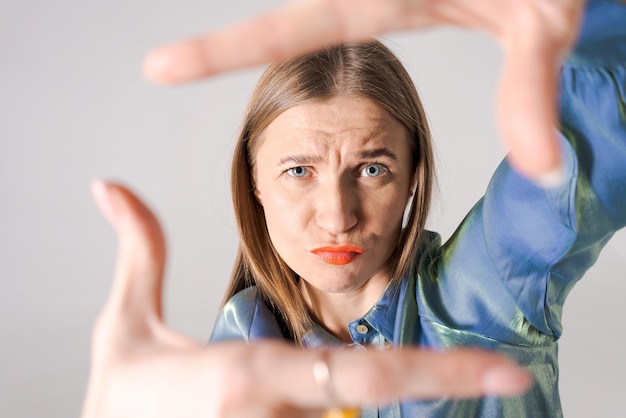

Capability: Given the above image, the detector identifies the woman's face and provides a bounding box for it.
[253,95,414,296]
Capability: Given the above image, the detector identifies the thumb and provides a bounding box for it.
[91,180,166,321]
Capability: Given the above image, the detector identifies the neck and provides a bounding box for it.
[299,276,390,344]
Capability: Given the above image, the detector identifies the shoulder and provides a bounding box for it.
[210,287,261,343]
[226,286,261,310]
[414,230,442,267]
[210,286,286,343]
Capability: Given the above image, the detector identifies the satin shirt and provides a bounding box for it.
[211,1,626,416]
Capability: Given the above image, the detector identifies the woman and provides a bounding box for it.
[213,41,433,345]
[209,1,626,416]
[82,0,625,417]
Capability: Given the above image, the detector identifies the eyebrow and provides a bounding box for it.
[277,147,399,166]
[359,147,399,161]
[277,154,323,166]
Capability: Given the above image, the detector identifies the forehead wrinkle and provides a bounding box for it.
[288,103,389,137]
[260,98,409,167]
[271,128,331,166]
[274,125,403,168]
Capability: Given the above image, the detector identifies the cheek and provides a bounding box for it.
[261,189,311,242]
[364,189,409,233]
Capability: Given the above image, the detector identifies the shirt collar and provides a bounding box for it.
[359,279,403,344]
[301,278,404,348]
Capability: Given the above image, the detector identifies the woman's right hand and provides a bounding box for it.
[82,181,531,418]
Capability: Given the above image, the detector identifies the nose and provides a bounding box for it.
[314,176,358,235]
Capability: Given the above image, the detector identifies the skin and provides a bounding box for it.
[254,96,415,341]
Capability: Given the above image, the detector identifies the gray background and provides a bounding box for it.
[1,0,624,416]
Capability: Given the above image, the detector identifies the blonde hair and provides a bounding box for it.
[225,40,434,343]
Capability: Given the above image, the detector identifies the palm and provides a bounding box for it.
[82,183,322,417]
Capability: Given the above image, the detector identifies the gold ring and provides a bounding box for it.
[313,350,361,418]
[321,407,361,418]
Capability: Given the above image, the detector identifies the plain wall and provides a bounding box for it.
[1,0,624,416]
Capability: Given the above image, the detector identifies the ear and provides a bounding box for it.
[250,169,264,206]
[253,185,263,206]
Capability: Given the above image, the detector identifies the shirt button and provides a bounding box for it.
[356,324,369,335]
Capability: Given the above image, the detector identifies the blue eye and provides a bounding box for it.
[287,166,308,177]
[361,164,384,177]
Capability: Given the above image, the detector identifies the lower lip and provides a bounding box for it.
[313,251,361,265]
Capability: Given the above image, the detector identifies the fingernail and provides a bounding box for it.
[91,180,117,223]
[482,366,533,397]
[536,165,566,189]
[143,49,173,84]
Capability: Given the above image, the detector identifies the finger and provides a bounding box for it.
[244,343,532,409]
[92,180,166,319]
[496,34,564,185]
[495,0,584,185]
[143,0,431,84]
[329,348,533,404]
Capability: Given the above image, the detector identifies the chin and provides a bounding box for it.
[314,272,368,293]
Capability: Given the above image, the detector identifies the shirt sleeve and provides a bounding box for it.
[430,0,626,340]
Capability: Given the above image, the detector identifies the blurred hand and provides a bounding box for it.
[144,0,585,183]
[82,181,531,418]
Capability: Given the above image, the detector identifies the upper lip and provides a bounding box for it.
[311,245,364,253]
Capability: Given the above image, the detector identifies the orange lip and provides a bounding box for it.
[311,246,364,265]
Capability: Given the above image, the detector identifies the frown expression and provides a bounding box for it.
[253,95,415,295]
